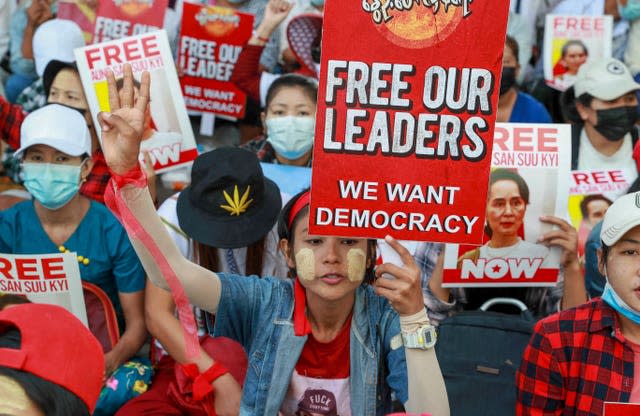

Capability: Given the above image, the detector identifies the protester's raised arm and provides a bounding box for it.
[98,64,222,313]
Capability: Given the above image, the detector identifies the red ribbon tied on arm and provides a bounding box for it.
[103,165,200,359]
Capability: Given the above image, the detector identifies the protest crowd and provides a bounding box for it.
[1,0,640,415]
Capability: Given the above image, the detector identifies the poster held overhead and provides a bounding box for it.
[309,0,510,244]
[543,14,613,92]
[178,3,254,118]
[0,252,87,326]
[443,123,572,288]
[75,30,198,173]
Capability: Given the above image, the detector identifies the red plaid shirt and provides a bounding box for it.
[516,298,635,415]
[0,96,25,150]
[0,98,110,203]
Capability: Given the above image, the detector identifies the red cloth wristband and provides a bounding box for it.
[107,163,147,189]
[181,362,230,402]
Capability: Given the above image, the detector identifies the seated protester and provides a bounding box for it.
[117,148,287,415]
[242,73,317,167]
[16,19,85,112]
[0,303,104,416]
[232,0,320,107]
[98,64,450,415]
[5,0,55,103]
[563,57,640,179]
[424,170,587,323]
[496,36,552,123]
[516,191,640,414]
[0,104,149,414]
[583,176,640,298]
[0,57,158,203]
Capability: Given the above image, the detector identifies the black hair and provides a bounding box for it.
[561,86,595,123]
[265,74,318,110]
[0,294,30,310]
[488,169,530,204]
[505,35,519,65]
[0,328,90,416]
[485,169,530,237]
[561,39,589,58]
[580,194,613,218]
[277,189,377,283]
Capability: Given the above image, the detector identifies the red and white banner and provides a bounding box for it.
[543,14,613,91]
[309,0,510,243]
[604,403,640,415]
[569,169,632,261]
[75,31,198,173]
[178,3,254,118]
[443,123,571,287]
[0,253,87,325]
[93,0,168,43]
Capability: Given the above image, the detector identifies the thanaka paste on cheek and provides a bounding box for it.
[0,376,33,412]
[347,248,366,282]
[295,248,315,281]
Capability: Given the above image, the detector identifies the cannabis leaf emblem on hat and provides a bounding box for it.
[220,185,253,216]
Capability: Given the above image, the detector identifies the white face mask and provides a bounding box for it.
[266,116,315,160]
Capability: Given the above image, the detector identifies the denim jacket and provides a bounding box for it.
[213,274,409,415]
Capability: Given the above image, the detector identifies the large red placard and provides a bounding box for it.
[178,3,254,118]
[309,0,510,243]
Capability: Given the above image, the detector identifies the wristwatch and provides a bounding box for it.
[401,323,437,350]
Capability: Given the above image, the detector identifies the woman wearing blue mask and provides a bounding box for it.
[0,103,149,415]
[243,73,318,167]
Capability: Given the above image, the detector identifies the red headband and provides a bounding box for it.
[288,190,311,229]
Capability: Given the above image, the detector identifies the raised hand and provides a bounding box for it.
[255,0,293,38]
[98,64,150,176]
[373,236,424,316]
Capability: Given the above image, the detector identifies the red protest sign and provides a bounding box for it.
[604,403,640,415]
[0,253,87,325]
[57,0,96,43]
[178,3,254,118]
[93,0,168,43]
[309,0,510,243]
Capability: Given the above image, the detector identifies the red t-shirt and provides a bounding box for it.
[279,315,352,415]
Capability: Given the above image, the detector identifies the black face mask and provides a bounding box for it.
[499,67,517,96]
[594,105,639,142]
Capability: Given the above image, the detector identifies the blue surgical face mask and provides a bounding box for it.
[310,0,325,7]
[601,282,640,325]
[22,162,84,210]
[266,116,315,160]
[619,0,640,21]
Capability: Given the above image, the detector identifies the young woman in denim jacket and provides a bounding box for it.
[97,65,450,416]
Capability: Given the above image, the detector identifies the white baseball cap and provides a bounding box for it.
[33,19,85,77]
[15,104,92,159]
[574,58,640,101]
[601,192,640,246]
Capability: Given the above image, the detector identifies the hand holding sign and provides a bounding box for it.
[373,236,424,316]
[537,216,579,269]
[99,64,150,176]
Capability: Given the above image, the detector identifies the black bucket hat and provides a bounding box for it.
[177,148,282,249]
